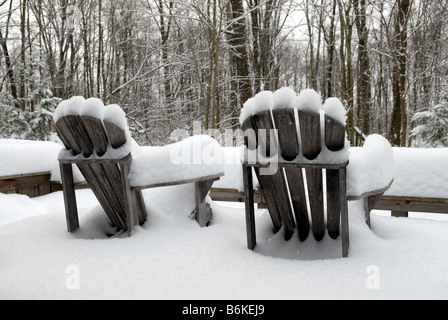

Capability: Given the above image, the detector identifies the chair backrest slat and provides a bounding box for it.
[272,109,299,161]
[325,115,346,152]
[298,110,322,161]
[81,116,109,157]
[104,121,127,150]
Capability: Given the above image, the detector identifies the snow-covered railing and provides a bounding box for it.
[373,148,448,216]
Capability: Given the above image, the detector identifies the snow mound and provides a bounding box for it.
[323,97,347,125]
[347,134,395,197]
[385,147,448,198]
[129,135,224,188]
[296,88,322,113]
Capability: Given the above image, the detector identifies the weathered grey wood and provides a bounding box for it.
[67,115,94,157]
[242,116,257,151]
[254,168,282,233]
[60,163,79,232]
[81,116,109,157]
[0,171,51,198]
[132,189,148,226]
[104,121,127,149]
[374,196,448,214]
[195,179,215,227]
[76,162,126,230]
[392,211,409,218]
[269,169,296,240]
[55,117,82,155]
[209,188,264,204]
[131,174,223,190]
[119,157,136,235]
[364,193,384,227]
[252,110,277,158]
[326,169,341,239]
[340,168,349,258]
[306,168,325,241]
[298,111,322,160]
[243,165,256,250]
[325,115,346,152]
[285,167,310,241]
[272,109,299,161]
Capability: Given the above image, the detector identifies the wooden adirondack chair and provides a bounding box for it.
[54,97,223,236]
[240,89,387,258]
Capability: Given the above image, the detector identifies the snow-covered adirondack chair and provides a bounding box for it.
[53,97,224,235]
[240,88,394,257]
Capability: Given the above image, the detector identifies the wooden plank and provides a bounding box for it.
[298,111,322,160]
[81,116,109,157]
[392,211,409,218]
[0,172,51,198]
[326,169,341,239]
[104,121,127,149]
[65,115,94,157]
[272,109,299,161]
[131,173,223,190]
[339,168,349,258]
[285,167,310,241]
[254,168,282,233]
[242,116,257,151]
[195,180,215,227]
[209,188,264,204]
[243,165,256,250]
[364,193,384,227]
[306,168,325,241]
[374,196,448,214]
[59,163,79,232]
[76,162,126,230]
[119,158,135,236]
[268,169,296,241]
[55,117,82,155]
[252,110,277,158]
[96,162,129,229]
[132,189,148,226]
[325,115,346,151]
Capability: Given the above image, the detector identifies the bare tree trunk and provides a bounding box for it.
[0,0,18,101]
[229,0,252,125]
[389,0,412,147]
[354,0,371,137]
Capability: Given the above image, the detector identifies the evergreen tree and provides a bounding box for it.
[411,102,448,147]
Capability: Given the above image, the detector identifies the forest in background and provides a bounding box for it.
[1,0,448,147]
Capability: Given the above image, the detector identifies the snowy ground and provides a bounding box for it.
[0,185,447,300]
[1,139,448,300]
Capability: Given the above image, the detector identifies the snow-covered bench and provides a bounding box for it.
[53,97,224,235]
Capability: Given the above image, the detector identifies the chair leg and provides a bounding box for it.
[60,163,79,232]
[195,180,214,227]
[243,165,256,250]
[339,168,349,258]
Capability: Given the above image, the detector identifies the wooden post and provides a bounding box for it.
[60,163,79,232]
[120,159,134,236]
[339,167,349,258]
[195,180,214,227]
[243,165,256,250]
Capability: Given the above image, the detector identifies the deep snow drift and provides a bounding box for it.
[0,140,448,299]
[0,187,447,300]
